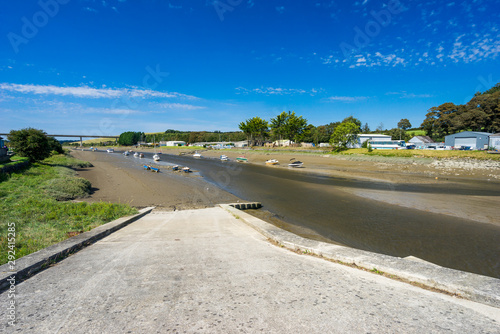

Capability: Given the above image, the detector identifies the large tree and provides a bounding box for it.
[397,118,412,130]
[329,122,360,150]
[239,117,269,146]
[8,128,51,162]
[118,131,144,146]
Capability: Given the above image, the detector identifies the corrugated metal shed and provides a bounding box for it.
[444,131,492,149]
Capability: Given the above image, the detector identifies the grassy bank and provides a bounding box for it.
[339,148,500,160]
[0,153,138,265]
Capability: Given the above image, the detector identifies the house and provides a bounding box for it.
[444,131,492,150]
[161,141,186,147]
[349,134,391,148]
[234,141,249,148]
[409,135,440,149]
[409,135,433,145]
[489,134,500,150]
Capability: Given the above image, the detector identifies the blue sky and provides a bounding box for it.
[1,0,499,137]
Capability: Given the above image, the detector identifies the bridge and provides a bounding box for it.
[0,134,119,147]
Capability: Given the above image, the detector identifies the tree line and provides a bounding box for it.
[421,83,500,140]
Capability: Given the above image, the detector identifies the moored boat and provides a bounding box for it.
[139,153,144,158]
[288,158,303,168]
[106,148,114,153]
[193,152,201,158]
[134,152,139,158]
[182,166,190,172]
[220,155,229,161]
[123,151,130,156]
[265,159,279,165]
[153,153,161,161]
[236,156,248,163]
[172,165,179,171]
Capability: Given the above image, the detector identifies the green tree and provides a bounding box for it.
[342,116,362,132]
[397,118,412,130]
[47,136,64,154]
[239,117,269,146]
[270,111,289,143]
[118,131,144,146]
[361,123,371,133]
[283,111,308,143]
[8,128,51,162]
[329,122,360,150]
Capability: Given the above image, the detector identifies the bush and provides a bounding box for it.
[42,177,91,201]
[47,136,64,154]
[8,128,51,162]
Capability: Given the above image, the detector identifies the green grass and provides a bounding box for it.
[337,148,500,160]
[406,129,426,136]
[0,154,138,265]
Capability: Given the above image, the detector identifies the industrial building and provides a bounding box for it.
[444,131,492,150]
[350,134,391,148]
[489,134,500,150]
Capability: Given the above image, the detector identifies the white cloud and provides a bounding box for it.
[235,86,321,96]
[156,103,205,110]
[326,96,368,102]
[0,83,198,100]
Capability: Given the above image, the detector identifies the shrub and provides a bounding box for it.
[8,128,51,162]
[42,177,91,201]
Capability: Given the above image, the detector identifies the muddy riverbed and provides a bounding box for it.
[72,149,500,278]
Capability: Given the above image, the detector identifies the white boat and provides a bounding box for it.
[123,151,130,156]
[288,159,303,168]
[172,165,179,171]
[106,148,114,153]
[134,152,139,158]
[182,166,190,173]
[153,135,161,161]
[220,155,229,161]
[193,152,201,158]
[265,159,279,165]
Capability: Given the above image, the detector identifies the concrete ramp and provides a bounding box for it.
[1,207,498,333]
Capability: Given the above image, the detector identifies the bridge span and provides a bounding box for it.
[0,133,119,146]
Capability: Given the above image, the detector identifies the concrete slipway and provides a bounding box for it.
[0,206,499,333]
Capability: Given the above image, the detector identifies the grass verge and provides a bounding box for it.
[0,153,137,265]
[338,148,500,160]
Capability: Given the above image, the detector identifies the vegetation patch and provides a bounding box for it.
[0,154,137,265]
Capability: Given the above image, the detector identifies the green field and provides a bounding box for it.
[0,153,138,265]
[339,148,500,160]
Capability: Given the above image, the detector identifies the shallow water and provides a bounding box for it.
[122,151,500,278]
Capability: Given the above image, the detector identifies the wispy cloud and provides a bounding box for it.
[0,83,198,100]
[325,96,369,102]
[385,91,433,99]
[235,86,322,96]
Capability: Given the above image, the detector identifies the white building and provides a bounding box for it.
[349,134,391,148]
[161,141,186,147]
[489,134,500,150]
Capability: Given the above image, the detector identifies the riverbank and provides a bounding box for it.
[70,150,240,210]
[0,153,137,265]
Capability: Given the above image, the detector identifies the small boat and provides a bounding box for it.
[150,166,160,173]
[220,155,229,161]
[193,152,201,158]
[172,165,179,171]
[144,165,151,170]
[288,159,303,168]
[265,159,279,165]
[123,151,130,156]
[236,156,248,163]
[106,148,114,153]
[134,152,139,158]
[139,153,144,158]
[153,154,161,161]
[93,148,98,151]
[182,166,190,173]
